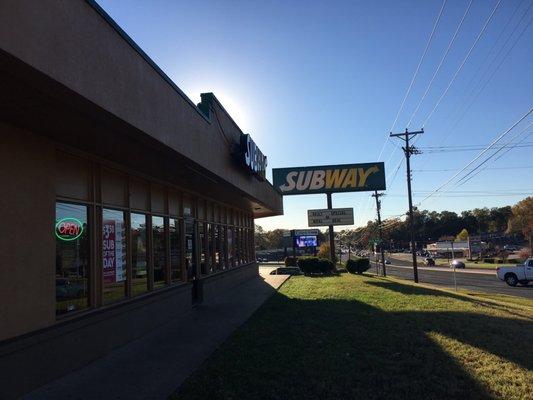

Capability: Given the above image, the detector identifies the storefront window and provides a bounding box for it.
[153,216,167,288]
[185,220,195,280]
[220,226,227,269]
[170,219,182,282]
[207,224,218,272]
[228,227,234,268]
[183,195,192,217]
[131,213,148,296]
[102,209,127,304]
[235,228,241,266]
[55,202,89,315]
[199,222,206,275]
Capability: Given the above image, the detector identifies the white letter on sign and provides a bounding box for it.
[309,170,325,190]
[280,171,298,192]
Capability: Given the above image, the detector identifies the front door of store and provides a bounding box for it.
[185,219,201,303]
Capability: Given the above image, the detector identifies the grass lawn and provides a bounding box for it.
[172,274,532,400]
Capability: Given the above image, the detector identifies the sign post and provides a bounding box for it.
[327,193,335,264]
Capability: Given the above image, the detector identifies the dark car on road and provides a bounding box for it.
[450,260,466,269]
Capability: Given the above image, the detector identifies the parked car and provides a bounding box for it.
[450,260,465,269]
[385,259,391,265]
[497,258,533,286]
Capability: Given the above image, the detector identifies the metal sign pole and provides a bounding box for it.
[327,193,335,264]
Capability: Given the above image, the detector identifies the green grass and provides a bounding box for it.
[171,274,532,400]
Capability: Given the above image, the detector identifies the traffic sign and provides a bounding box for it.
[307,208,354,227]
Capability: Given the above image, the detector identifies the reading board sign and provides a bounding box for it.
[308,208,354,227]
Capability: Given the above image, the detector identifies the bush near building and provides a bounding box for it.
[316,243,338,262]
[345,258,370,275]
[297,257,334,275]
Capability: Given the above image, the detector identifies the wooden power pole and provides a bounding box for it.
[372,191,386,277]
[390,128,423,283]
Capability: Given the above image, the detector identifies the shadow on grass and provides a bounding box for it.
[173,278,533,400]
[367,279,533,321]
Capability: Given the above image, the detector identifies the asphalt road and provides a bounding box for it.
[370,259,533,299]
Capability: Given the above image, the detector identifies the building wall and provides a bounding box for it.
[0,0,281,213]
[0,117,257,343]
[0,123,56,341]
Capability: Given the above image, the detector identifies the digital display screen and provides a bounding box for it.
[295,235,317,248]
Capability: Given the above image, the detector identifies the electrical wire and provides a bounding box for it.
[454,123,532,185]
[421,0,502,128]
[412,165,533,172]
[456,129,533,186]
[494,131,533,161]
[438,1,533,145]
[386,0,447,139]
[417,108,532,205]
[406,0,473,128]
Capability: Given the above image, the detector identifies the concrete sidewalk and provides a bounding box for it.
[23,272,289,400]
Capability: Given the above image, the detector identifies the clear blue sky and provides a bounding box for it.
[97,0,532,231]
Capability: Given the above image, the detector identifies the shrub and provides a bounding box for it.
[345,258,370,275]
[284,257,298,267]
[297,257,334,275]
[483,258,495,264]
[316,243,338,262]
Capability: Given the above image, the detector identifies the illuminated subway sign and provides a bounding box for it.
[272,162,386,195]
[240,134,267,180]
[55,218,84,241]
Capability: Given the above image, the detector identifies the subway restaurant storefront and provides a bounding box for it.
[0,1,282,397]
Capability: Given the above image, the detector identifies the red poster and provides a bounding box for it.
[103,220,116,284]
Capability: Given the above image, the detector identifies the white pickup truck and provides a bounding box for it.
[497,258,533,286]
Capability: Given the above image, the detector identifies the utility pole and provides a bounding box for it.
[372,191,386,277]
[390,128,423,283]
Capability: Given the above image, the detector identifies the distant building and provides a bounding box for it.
[425,241,470,258]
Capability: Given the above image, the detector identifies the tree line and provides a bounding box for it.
[255,196,532,254]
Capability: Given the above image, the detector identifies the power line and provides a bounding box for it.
[454,124,532,186]
[417,108,532,205]
[494,131,533,161]
[420,140,533,149]
[419,143,533,153]
[456,126,533,186]
[388,0,447,134]
[406,0,473,128]
[421,0,502,128]
[412,165,533,172]
[439,1,533,145]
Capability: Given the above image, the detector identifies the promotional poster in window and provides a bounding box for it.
[102,220,126,284]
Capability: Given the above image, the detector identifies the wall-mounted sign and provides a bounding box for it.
[240,134,267,180]
[272,162,386,195]
[55,218,84,241]
[308,208,354,227]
